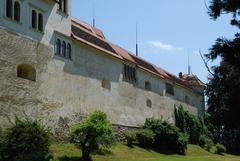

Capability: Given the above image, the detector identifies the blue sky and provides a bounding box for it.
[72,0,238,83]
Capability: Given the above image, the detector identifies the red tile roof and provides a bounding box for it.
[71,18,204,93]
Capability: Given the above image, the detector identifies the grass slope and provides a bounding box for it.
[50,143,240,161]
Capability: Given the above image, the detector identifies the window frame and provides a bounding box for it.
[5,0,21,23]
[165,82,175,96]
[55,37,72,60]
[123,63,137,83]
[30,7,44,33]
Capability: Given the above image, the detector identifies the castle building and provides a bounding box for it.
[0,0,205,132]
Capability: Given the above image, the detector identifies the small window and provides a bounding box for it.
[145,81,151,91]
[13,1,20,22]
[102,79,111,90]
[56,39,61,55]
[38,13,43,32]
[185,96,189,104]
[123,64,137,83]
[62,41,66,57]
[67,43,71,59]
[32,10,37,29]
[31,9,43,32]
[6,0,13,19]
[17,64,36,82]
[146,99,152,108]
[166,82,174,95]
[58,0,67,13]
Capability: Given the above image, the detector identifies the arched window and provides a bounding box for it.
[38,13,43,32]
[17,64,36,82]
[146,99,152,108]
[62,41,66,57]
[6,0,13,18]
[32,10,37,29]
[67,43,71,59]
[145,81,151,91]
[56,39,61,55]
[13,1,20,22]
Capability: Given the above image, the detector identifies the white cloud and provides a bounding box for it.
[148,41,184,51]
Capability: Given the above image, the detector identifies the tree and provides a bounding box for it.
[0,117,51,161]
[206,0,240,153]
[70,111,114,161]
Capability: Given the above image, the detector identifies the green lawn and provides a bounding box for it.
[50,143,240,161]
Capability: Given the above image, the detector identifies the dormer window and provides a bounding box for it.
[6,0,21,22]
[58,0,68,14]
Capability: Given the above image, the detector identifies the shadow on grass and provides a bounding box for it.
[58,156,84,161]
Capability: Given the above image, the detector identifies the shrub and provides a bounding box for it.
[175,105,212,144]
[0,117,51,161]
[199,135,214,151]
[216,143,226,154]
[70,111,115,161]
[144,118,188,155]
[125,131,137,147]
[135,129,155,148]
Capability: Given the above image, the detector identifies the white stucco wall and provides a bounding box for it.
[0,0,71,45]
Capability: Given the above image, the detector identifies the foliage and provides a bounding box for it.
[216,143,226,154]
[208,0,240,28]
[144,118,188,155]
[70,111,114,160]
[0,117,51,161]
[206,0,240,154]
[174,105,212,144]
[199,135,214,152]
[125,131,136,147]
[135,129,155,148]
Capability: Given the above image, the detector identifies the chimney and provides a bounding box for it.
[179,72,183,78]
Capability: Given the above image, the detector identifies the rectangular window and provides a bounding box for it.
[31,9,43,32]
[123,64,137,83]
[58,0,68,14]
[166,83,174,95]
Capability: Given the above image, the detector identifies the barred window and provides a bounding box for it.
[123,64,136,83]
[165,83,174,95]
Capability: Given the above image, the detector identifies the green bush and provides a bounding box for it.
[199,135,214,151]
[70,111,115,161]
[125,131,137,147]
[216,143,226,154]
[135,129,155,148]
[175,105,212,145]
[0,117,51,161]
[144,118,188,155]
